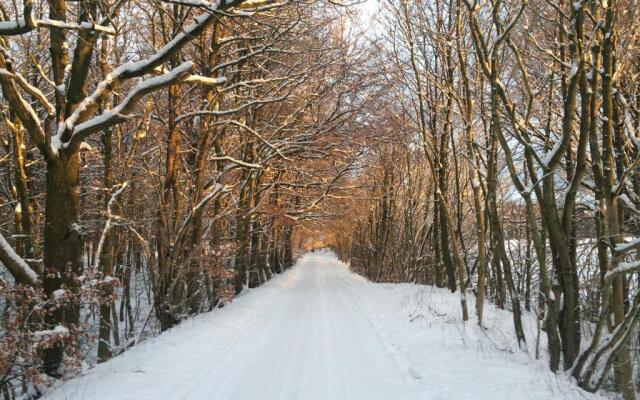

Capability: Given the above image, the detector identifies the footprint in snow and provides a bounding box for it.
[408,366,423,380]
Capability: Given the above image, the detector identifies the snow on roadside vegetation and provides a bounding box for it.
[333,250,611,400]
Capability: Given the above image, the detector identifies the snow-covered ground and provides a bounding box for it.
[44,251,608,400]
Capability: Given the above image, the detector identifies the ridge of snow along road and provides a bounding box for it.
[44,250,608,400]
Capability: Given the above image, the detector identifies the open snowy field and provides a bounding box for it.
[44,251,608,400]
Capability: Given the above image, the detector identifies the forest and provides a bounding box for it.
[0,0,638,398]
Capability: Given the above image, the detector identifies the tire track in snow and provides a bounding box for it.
[336,272,430,394]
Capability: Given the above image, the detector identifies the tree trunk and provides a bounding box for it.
[98,128,115,363]
[42,152,82,376]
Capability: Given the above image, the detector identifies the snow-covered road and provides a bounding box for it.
[45,251,606,400]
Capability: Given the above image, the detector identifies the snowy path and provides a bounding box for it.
[45,251,606,400]
[171,252,420,400]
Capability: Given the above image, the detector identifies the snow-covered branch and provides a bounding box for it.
[211,156,263,169]
[0,57,49,156]
[61,62,194,152]
[604,260,640,282]
[52,0,251,151]
[0,0,35,36]
[0,0,116,36]
[0,232,38,285]
[36,19,117,35]
[93,182,129,272]
[614,238,640,255]
[182,75,228,86]
[0,68,55,116]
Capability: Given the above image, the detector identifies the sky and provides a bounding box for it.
[345,0,382,37]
